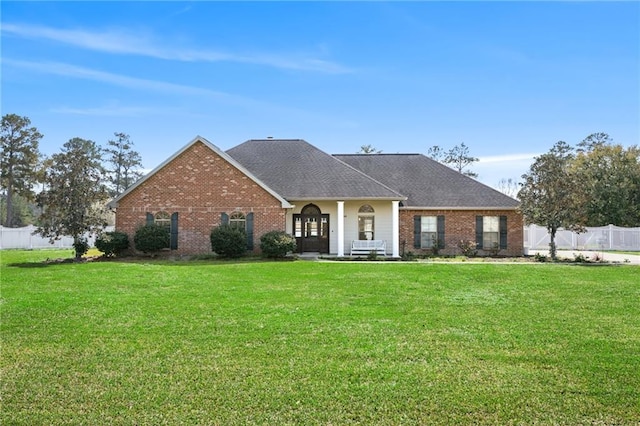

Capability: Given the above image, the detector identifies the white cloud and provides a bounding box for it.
[478,153,540,164]
[2,23,353,74]
[3,58,255,103]
[475,153,539,187]
[50,104,183,118]
[3,58,349,126]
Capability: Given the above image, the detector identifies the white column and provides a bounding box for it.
[337,201,345,257]
[391,200,400,257]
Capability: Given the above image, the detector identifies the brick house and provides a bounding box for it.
[109,136,523,256]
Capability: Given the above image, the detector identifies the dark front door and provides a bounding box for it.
[294,204,329,253]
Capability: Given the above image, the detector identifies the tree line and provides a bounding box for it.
[1,113,144,258]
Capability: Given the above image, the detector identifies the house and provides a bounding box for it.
[109,136,523,256]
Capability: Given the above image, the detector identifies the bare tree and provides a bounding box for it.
[496,178,520,199]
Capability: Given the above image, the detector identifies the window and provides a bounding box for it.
[229,212,246,230]
[483,216,500,249]
[221,212,254,250]
[476,215,507,250]
[154,211,171,231]
[420,216,437,248]
[358,205,375,240]
[294,217,302,238]
[414,215,445,249]
[150,211,178,250]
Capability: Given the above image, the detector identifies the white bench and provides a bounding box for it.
[350,240,386,256]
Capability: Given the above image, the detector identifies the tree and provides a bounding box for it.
[572,134,640,226]
[0,193,37,227]
[358,144,381,154]
[0,114,43,227]
[427,143,479,178]
[36,138,109,260]
[576,132,613,153]
[427,145,444,162]
[444,142,479,178]
[496,178,520,199]
[518,141,584,260]
[104,132,143,197]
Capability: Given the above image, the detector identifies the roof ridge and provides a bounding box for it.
[333,153,421,157]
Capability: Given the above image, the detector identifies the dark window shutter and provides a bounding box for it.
[475,216,483,249]
[437,215,445,249]
[499,215,508,249]
[246,212,254,250]
[413,215,421,248]
[221,212,229,226]
[170,212,179,250]
[146,212,154,225]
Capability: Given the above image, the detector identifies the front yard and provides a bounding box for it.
[1,250,638,424]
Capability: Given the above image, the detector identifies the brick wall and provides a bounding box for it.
[399,209,524,256]
[114,141,287,254]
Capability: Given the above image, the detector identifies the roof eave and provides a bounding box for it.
[287,196,407,202]
[400,206,520,211]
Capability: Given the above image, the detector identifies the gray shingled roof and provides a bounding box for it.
[334,154,520,208]
[226,139,404,200]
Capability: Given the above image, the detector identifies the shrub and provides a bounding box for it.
[72,237,90,259]
[573,253,588,263]
[260,231,297,258]
[431,236,441,256]
[534,252,548,262]
[457,239,478,257]
[210,225,247,258]
[96,231,130,257]
[488,242,501,257]
[401,251,416,261]
[134,224,169,254]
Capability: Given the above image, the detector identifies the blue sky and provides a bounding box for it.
[2,1,639,188]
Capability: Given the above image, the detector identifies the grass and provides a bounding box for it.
[1,250,639,425]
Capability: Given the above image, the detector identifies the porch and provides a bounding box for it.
[286,199,400,257]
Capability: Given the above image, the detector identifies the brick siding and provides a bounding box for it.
[114,141,286,254]
[399,209,524,256]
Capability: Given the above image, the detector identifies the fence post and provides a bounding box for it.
[609,224,614,250]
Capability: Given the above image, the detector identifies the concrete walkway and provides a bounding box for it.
[530,250,640,265]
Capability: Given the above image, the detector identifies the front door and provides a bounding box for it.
[294,204,329,253]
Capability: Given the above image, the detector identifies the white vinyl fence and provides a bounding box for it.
[524,224,640,252]
[0,225,114,250]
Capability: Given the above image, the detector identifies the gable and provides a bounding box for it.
[109,136,292,209]
[334,154,519,209]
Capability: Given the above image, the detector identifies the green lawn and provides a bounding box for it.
[2,250,639,425]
